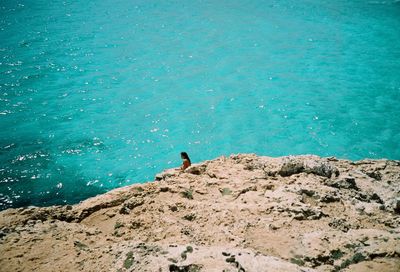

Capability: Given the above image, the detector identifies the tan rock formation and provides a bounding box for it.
[0,154,399,271]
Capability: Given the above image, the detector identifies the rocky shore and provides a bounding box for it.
[0,154,399,271]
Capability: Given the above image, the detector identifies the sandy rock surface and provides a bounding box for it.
[0,154,399,271]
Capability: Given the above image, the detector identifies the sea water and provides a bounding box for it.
[1,0,399,210]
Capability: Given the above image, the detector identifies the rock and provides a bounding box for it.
[277,156,339,178]
[278,158,304,176]
[1,154,399,272]
[78,197,129,221]
[160,187,170,192]
[365,171,382,180]
[299,189,316,197]
[185,164,207,175]
[105,210,116,218]
[276,203,325,220]
[339,252,367,270]
[370,193,383,204]
[169,264,203,272]
[74,240,88,250]
[20,208,34,216]
[130,220,142,229]
[186,246,193,253]
[155,173,164,181]
[155,169,178,181]
[119,197,144,214]
[181,227,192,236]
[303,158,340,178]
[264,184,274,190]
[383,217,400,228]
[181,251,187,260]
[183,213,196,221]
[325,177,358,190]
[194,188,207,195]
[269,223,280,230]
[319,192,341,203]
[328,218,353,232]
[355,203,366,213]
[391,198,400,214]
[167,258,178,263]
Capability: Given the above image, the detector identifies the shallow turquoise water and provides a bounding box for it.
[1,0,400,210]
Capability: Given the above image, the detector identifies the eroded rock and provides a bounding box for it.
[1,154,399,272]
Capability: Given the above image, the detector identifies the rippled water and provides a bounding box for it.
[1,0,399,210]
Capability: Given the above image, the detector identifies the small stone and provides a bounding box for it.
[183,213,196,221]
[394,198,400,214]
[119,198,144,214]
[74,240,88,250]
[155,174,163,181]
[105,210,116,218]
[186,246,193,253]
[269,224,279,230]
[167,258,178,264]
[130,220,142,229]
[169,264,203,272]
[180,251,187,260]
[355,203,365,213]
[265,184,274,190]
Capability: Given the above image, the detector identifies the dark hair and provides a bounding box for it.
[180,152,191,163]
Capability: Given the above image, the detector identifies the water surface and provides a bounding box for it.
[1,0,400,209]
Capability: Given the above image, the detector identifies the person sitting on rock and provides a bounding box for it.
[180,152,191,170]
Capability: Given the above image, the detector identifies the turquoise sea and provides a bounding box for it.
[1,0,399,210]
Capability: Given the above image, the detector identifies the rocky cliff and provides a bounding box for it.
[0,154,399,272]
